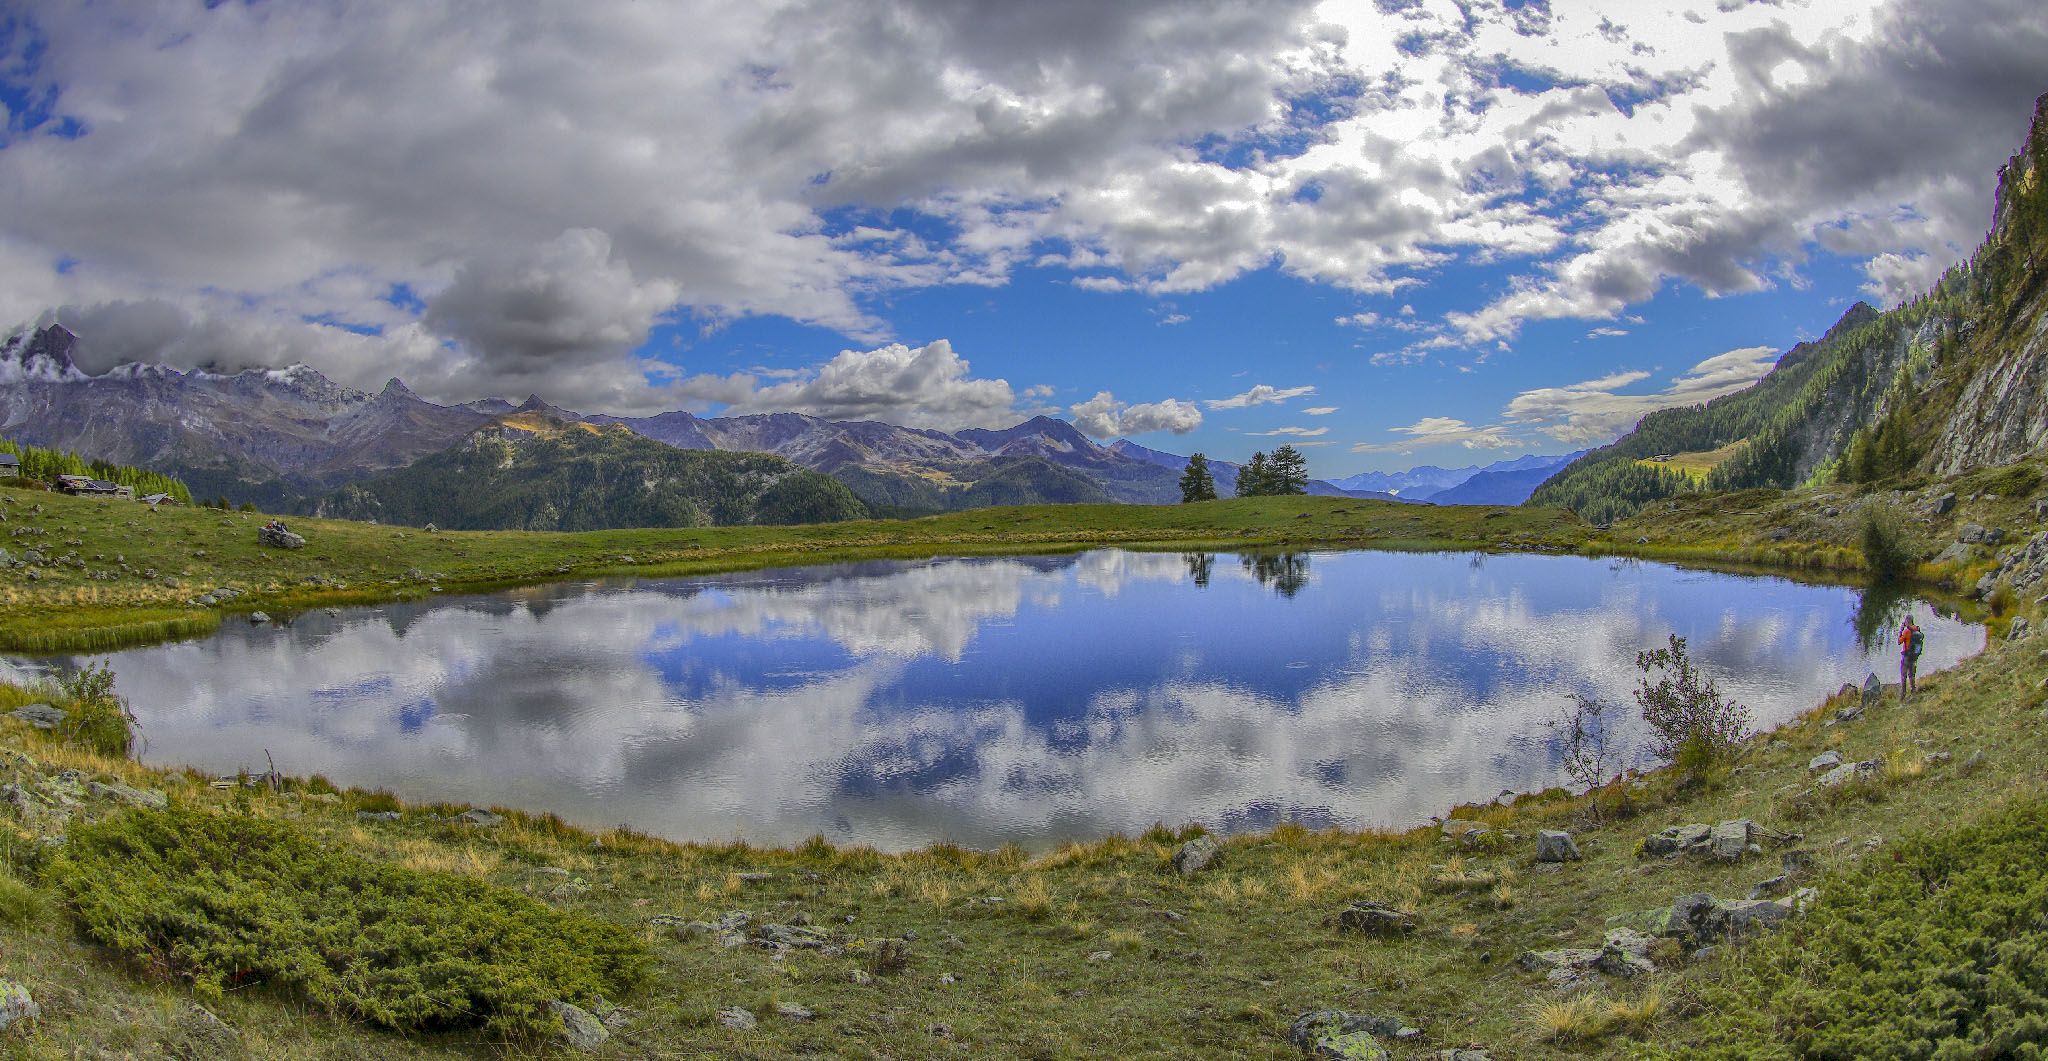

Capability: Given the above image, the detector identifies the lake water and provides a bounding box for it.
[52,549,1980,851]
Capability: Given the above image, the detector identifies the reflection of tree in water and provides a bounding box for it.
[1242,552,1310,598]
[1183,552,1215,588]
[1852,581,1917,654]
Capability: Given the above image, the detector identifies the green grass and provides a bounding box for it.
[0,488,1594,651]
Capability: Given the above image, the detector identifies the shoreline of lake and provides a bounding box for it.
[41,546,1984,854]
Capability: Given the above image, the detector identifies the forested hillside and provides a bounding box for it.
[1531,94,2048,524]
[313,417,867,530]
[0,438,192,502]
[830,456,1114,515]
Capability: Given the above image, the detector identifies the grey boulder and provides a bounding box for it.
[0,981,35,1030]
[1534,829,1582,862]
[546,999,607,1050]
[1172,835,1221,875]
[1709,820,1760,862]
[1335,899,1416,936]
[85,781,166,810]
[1660,891,1809,944]
[1816,760,1881,788]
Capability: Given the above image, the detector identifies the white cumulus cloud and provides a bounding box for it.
[712,339,1021,430]
[1068,391,1204,439]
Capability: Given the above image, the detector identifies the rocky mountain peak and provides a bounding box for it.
[0,325,85,384]
[240,363,361,406]
[1992,92,2048,242]
[513,393,579,420]
[378,377,421,402]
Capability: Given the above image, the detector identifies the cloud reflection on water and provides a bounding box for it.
[90,550,1981,851]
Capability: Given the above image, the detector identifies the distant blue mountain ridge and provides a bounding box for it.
[1109,439,1587,505]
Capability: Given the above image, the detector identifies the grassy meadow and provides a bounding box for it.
[0,463,2044,1057]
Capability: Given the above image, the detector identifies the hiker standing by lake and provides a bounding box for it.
[1898,616,1924,699]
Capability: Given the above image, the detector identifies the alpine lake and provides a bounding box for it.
[41,548,1982,852]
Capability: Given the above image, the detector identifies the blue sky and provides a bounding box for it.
[2,0,2045,476]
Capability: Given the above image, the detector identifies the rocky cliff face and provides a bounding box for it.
[1785,307,1955,485]
[1926,93,2048,474]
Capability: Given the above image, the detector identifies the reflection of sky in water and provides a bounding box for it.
[64,549,1982,852]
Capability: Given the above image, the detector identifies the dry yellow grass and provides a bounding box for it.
[389,838,501,877]
[1527,994,1617,1042]
[1282,860,1344,903]
[1012,875,1055,920]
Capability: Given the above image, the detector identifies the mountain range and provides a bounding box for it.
[1105,439,1583,505]
[1326,450,1589,500]
[0,327,1459,516]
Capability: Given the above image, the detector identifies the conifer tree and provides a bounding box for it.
[1238,451,1273,497]
[1178,453,1217,502]
[1269,444,1310,495]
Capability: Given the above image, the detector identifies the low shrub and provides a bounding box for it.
[1646,799,2048,1059]
[1978,462,2041,497]
[1857,507,1917,582]
[1635,635,1750,780]
[48,807,648,1040]
[54,662,135,757]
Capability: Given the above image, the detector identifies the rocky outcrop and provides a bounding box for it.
[1816,760,1882,788]
[1929,94,2048,472]
[258,526,305,549]
[1518,927,1659,988]
[1971,531,2048,598]
[1643,819,1789,861]
[1651,889,1817,945]
[1288,1010,1416,1060]
[7,703,64,730]
[85,781,167,810]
